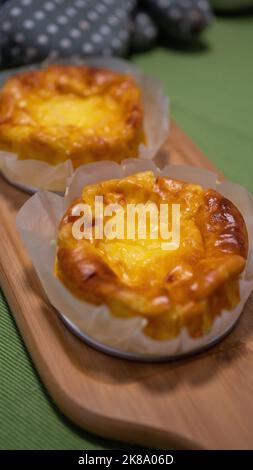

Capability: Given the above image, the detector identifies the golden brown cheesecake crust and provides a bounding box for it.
[56,172,248,339]
[0,65,145,168]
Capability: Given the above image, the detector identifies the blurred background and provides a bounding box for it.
[1,0,252,190]
[0,0,253,450]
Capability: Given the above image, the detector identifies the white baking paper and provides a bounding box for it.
[0,57,169,193]
[16,160,253,358]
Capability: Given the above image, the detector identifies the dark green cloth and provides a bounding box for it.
[1,17,253,449]
[134,17,253,193]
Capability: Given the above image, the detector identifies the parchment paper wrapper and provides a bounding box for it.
[0,57,169,193]
[16,159,253,359]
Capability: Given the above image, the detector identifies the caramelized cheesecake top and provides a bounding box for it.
[56,171,248,339]
[0,65,145,168]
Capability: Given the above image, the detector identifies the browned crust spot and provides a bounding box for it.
[56,173,248,340]
[0,65,145,167]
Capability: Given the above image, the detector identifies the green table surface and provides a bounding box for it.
[1,16,253,450]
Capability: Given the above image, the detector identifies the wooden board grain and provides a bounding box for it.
[0,121,253,450]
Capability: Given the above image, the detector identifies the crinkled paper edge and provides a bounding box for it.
[0,57,169,193]
[16,159,253,357]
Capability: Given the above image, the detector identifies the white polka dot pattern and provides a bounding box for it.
[66,7,77,17]
[23,20,35,29]
[79,20,90,31]
[60,38,72,48]
[82,43,94,53]
[44,2,55,12]
[57,16,68,25]
[130,9,158,53]
[0,0,212,67]
[47,24,59,34]
[10,7,21,17]
[15,33,25,43]
[37,34,48,45]
[144,0,213,40]
[69,29,81,39]
[34,11,46,20]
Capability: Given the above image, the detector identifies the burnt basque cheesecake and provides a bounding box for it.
[55,171,248,340]
[0,65,145,168]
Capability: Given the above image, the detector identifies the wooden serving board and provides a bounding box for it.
[1,121,253,450]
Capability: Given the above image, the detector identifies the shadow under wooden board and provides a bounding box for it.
[0,121,253,450]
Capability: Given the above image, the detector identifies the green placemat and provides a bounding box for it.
[1,16,253,449]
[0,293,139,450]
[134,17,253,193]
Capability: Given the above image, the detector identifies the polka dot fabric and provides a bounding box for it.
[142,0,213,41]
[130,9,158,53]
[0,0,135,66]
[0,0,213,67]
